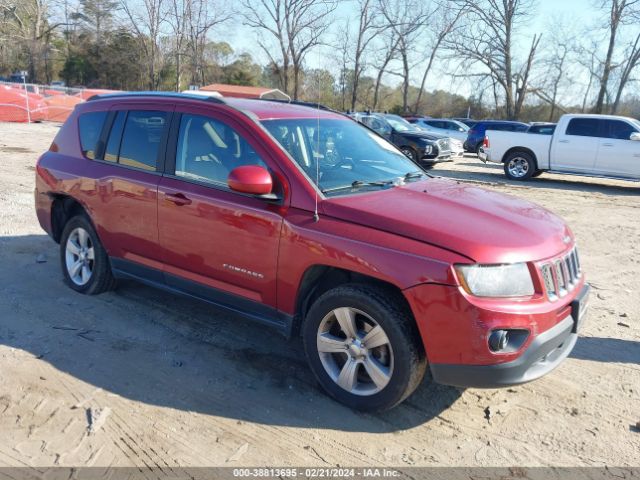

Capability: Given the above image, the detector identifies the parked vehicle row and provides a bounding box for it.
[349,112,453,165]
[35,92,589,411]
[479,114,640,181]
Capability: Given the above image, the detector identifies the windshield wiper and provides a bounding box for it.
[404,171,425,180]
[322,179,392,194]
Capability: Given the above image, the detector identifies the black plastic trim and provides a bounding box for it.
[110,257,293,337]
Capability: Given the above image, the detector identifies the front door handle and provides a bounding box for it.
[602,143,614,147]
[558,139,570,143]
[165,192,192,206]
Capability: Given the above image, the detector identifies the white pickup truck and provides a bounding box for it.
[478,114,640,181]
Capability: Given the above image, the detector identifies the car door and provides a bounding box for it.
[549,118,601,172]
[594,119,640,178]
[88,105,173,272]
[157,108,286,314]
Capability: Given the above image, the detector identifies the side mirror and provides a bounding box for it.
[630,132,640,141]
[227,165,273,196]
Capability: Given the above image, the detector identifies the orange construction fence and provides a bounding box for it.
[0,82,120,123]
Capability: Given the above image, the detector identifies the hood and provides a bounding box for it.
[412,130,449,140]
[321,178,572,264]
[401,131,442,142]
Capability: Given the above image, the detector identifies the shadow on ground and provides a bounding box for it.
[0,234,462,433]
[571,336,640,364]
[431,160,640,196]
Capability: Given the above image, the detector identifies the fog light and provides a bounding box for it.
[488,329,529,353]
[489,330,509,351]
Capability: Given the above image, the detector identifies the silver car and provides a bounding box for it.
[409,118,469,142]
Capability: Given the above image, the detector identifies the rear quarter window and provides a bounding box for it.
[78,111,107,159]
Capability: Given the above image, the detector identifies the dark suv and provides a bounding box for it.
[35,93,589,411]
[464,120,529,153]
[351,112,452,164]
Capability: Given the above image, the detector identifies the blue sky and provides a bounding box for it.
[224,0,606,100]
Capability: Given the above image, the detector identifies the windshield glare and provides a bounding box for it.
[261,118,424,195]
[384,114,417,132]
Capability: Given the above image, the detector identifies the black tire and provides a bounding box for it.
[475,142,483,155]
[503,150,536,180]
[302,284,427,412]
[400,146,418,162]
[59,215,116,295]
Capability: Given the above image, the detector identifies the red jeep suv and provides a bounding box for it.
[35,93,590,411]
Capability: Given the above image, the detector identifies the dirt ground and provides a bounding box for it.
[0,121,638,469]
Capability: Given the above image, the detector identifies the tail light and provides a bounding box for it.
[483,135,489,148]
[49,142,59,152]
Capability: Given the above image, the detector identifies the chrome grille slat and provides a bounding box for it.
[540,246,582,301]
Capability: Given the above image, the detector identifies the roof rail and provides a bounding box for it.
[86,91,226,104]
[254,97,333,111]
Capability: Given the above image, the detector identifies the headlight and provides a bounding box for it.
[455,263,535,297]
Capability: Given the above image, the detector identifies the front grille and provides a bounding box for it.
[437,138,450,152]
[539,247,581,300]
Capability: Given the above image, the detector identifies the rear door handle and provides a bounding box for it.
[164,192,192,206]
[558,139,569,143]
[602,143,614,147]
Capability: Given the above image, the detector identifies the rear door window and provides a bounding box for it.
[566,118,602,137]
[116,110,168,171]
[78,111,108,159]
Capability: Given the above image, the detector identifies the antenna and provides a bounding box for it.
[313,47,321,223]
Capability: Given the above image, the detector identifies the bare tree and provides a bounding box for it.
[184,0,230,86]
[349,0,383,111]
[241,0,336,99]
[447,0,541,120]
[612,33,640,113]
[379,0,430,113]
[593,0,640,113]
[167,0,188,90]
[121,0,168,89]
[534,18,575,121]
[413,2,464,113]
[371,27,399,110]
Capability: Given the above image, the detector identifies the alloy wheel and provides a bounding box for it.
[65,227,95,286]
[316,307,394,396]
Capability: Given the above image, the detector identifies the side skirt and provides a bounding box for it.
[110,257,294,337]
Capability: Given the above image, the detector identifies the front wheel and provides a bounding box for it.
[504,151,536,180]
[302,284,427,412]
[400,146,418,162]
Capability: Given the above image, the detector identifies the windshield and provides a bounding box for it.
[261,118,425,196]
[384,114,418,132]
[451,120,470,132]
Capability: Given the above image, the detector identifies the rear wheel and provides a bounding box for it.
[60,215,116,294]
[302,284,427,412]
[504,151,536,180]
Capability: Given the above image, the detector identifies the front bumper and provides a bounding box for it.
[404,282,590,388]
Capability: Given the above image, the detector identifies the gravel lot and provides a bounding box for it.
[0,121,638,468]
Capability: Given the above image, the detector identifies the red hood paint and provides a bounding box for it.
[321,177,572,264]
